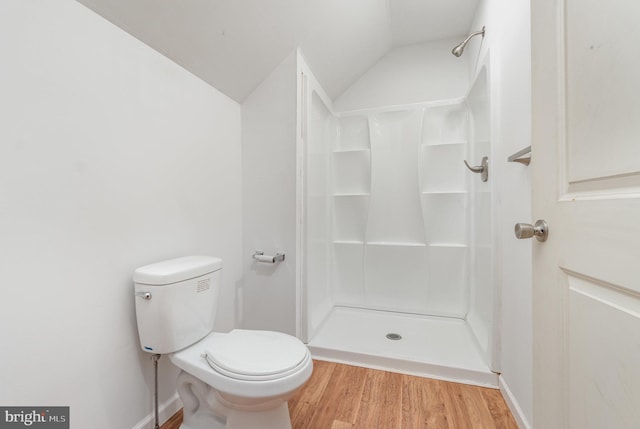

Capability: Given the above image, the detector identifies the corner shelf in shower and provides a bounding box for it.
[421,191,467,195]
[420,140,467,147]
[428,243,468,248]
[333,241,436,247]
[332,149,371,196]
[333,193,370,197]
[365,241,427,247]
[333,148,370,153]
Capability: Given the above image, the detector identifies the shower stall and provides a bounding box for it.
[298,59,497,387]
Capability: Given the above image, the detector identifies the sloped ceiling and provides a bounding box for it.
[76,0,478,102]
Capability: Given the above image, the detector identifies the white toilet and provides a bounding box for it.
[133,256,313,429]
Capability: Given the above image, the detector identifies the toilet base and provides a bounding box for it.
[177,371,294,429]
[225,404,291,429]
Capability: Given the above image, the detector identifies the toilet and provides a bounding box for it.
[133,256,313,429]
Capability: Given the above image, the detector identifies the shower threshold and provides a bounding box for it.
[306,306,498,388]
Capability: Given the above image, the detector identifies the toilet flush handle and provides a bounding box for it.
[135,291,152,300]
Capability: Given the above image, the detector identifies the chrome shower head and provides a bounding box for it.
[451,26,485,57]
[451,43,466,57]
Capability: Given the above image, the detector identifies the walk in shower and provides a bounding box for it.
[299,64,497,387]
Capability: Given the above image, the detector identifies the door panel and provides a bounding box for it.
[567,272,640,428]
[532,0,640,427]
[565,0,640,183]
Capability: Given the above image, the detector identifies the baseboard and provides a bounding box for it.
[499,375,531,429]
[132,393,182,429]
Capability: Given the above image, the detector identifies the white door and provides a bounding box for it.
[532,0,640,428]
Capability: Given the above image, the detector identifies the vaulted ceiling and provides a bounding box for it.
[76,0,478,102]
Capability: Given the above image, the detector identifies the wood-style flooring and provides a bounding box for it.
[159,409,183,429]
[160,360,518,429]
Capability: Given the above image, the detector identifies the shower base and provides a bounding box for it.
[306,306,498,387]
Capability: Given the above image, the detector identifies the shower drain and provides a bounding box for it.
[386,333,402,340]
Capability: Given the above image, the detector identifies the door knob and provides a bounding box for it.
[514,219,549,242]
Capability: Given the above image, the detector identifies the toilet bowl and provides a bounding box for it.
[133,256,313,429]
[170,330,313,429]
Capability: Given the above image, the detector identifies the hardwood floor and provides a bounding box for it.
[289,360,517,429]
[159,409,182,429]
[160,360,518,429]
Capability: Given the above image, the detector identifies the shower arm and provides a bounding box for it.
[452,26,486,57]
[459,28,485,47]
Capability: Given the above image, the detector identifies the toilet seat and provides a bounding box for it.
[169,329,313,399]
[203,330,309,381]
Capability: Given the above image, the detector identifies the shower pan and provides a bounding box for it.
[298,63,497,387]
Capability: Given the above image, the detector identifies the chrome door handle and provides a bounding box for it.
[514,220,549,242]
[463,156,489,182]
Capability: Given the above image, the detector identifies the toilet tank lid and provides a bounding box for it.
[134,256,222,285]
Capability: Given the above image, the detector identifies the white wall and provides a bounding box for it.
[0,1,242,428]
[466,1,533,427]
[241,51,298,335]
[333,38,469,112]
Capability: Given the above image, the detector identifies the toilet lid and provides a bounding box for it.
[203,330,309,381]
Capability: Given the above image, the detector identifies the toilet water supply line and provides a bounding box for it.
[152,354,161,429]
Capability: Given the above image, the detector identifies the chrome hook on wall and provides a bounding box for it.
[463,156,489,182]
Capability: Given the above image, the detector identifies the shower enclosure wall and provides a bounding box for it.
[299,61,496,387]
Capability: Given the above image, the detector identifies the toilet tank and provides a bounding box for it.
[133,256,222,354]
